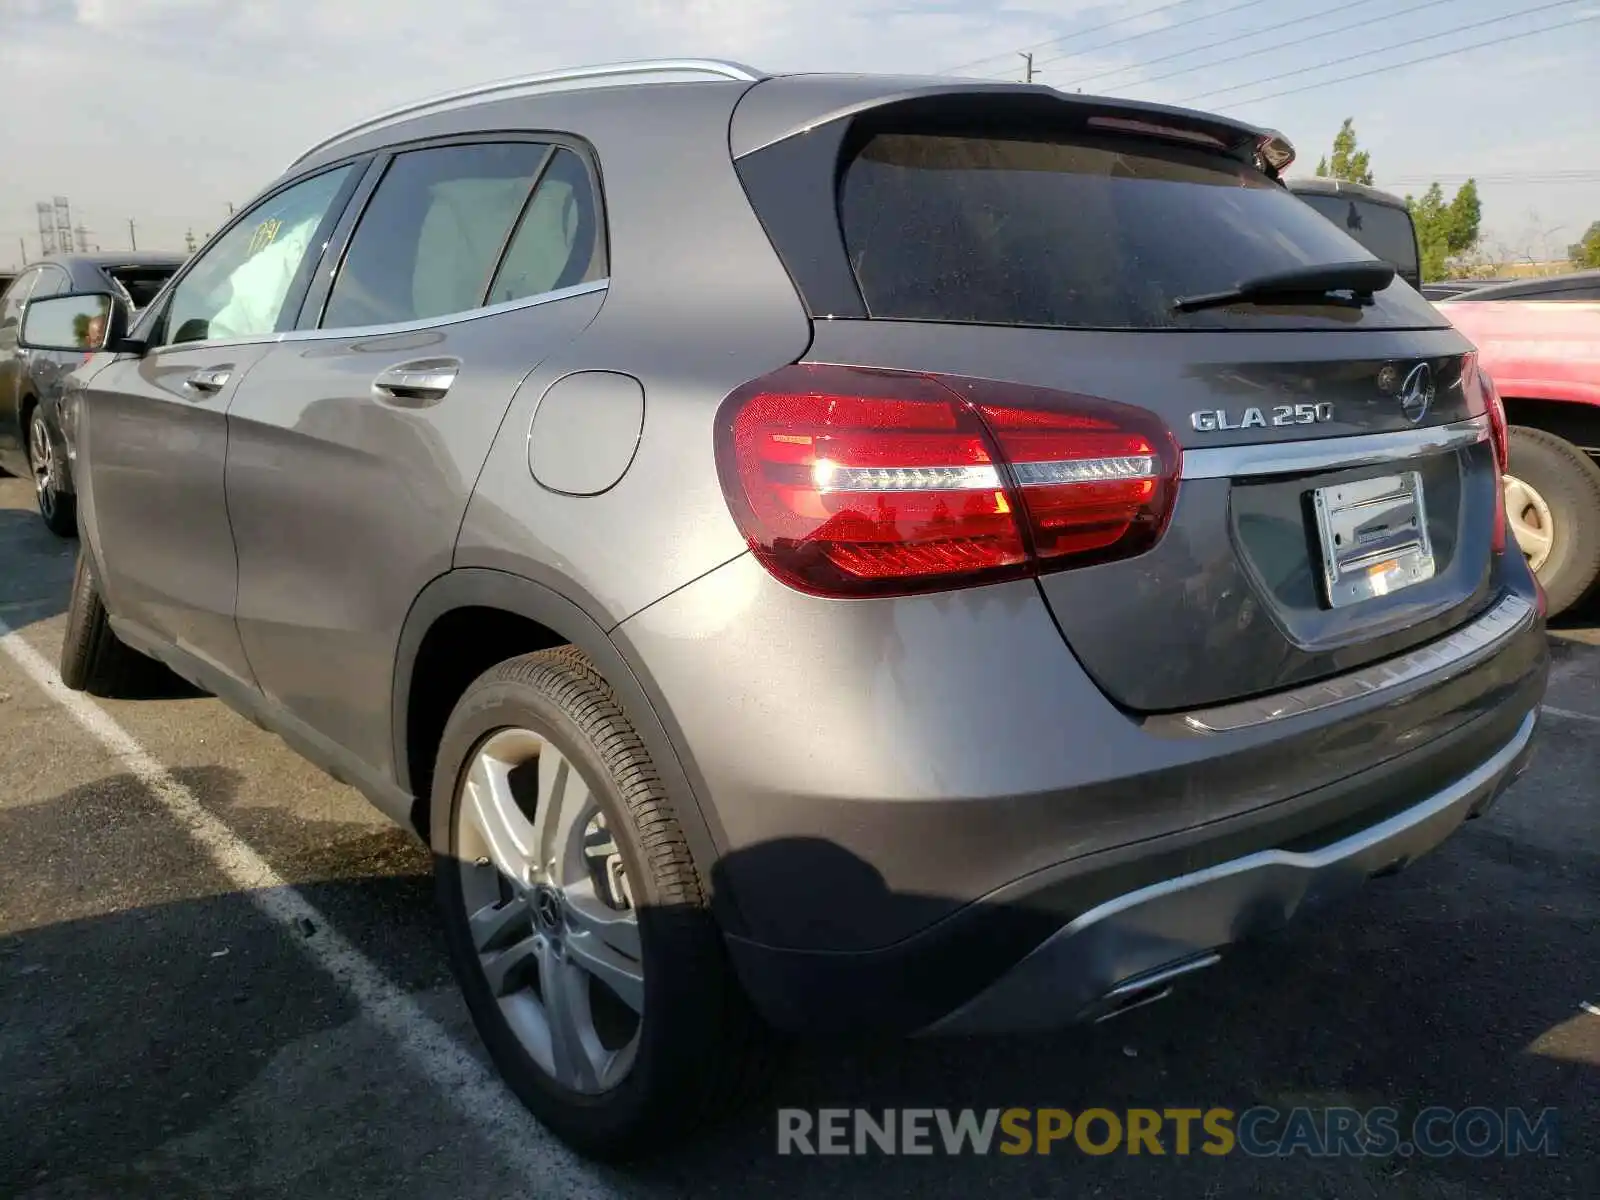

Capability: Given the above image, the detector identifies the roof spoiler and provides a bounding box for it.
[729,77,1295,177]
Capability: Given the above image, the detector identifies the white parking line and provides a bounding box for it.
[0,620,611,1199]
[1543,704,1600,724]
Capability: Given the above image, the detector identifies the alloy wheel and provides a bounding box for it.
[1503,473,1554,573]
[28,412,57,522]
[454,727,643,1094]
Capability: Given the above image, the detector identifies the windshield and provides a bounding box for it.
[839,130,1444,331]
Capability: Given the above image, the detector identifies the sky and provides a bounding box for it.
[1,0,1597,269]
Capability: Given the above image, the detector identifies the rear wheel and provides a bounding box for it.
[27,407,77,538]
[430,647,770,1160]
[1504,425,1600,618]
[60,548,163,695]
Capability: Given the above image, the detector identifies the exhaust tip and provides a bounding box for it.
[1079,950,1222,1025]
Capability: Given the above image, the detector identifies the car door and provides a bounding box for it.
[77,164,361,684]
[0,267,43,472]
[225,138,608,775]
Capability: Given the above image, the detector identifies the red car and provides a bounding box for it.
[1437,270,1600,617]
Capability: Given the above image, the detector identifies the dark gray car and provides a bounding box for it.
[0,251,184,533]
[19,61,1548,1159]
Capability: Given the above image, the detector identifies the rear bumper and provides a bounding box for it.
[926,708,1536,1034]
[613,554,1548,1035]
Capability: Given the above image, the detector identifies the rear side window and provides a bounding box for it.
[0,269,39,331]
[487,148,606,304]
[1295,194,1419,285]
[838,131,1444,331]
[323,141,605,331]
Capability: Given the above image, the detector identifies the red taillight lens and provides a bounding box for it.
[715,364,1180,597]
[1465,353,1512,553]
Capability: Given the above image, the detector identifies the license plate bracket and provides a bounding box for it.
[1312,471,1436,608]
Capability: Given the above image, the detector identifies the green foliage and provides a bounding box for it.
[1314,119,1373,185]
[1407,179,1482,282]
[1569,221,1600,269]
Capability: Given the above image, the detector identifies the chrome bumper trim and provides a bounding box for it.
[1181,593,1536,734]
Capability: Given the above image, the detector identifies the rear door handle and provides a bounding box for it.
[184,367,232,393]
[372,361,458,405]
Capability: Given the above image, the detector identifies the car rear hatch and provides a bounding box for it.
[732,80,1507,712]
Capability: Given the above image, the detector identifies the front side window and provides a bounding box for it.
[322,142,553,330]
[164,166,353,346]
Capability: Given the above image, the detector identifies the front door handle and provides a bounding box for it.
[372,360,458,406]
[184,367,232,393]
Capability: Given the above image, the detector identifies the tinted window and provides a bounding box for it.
[1296,194,1418,283]
[486,148,607,304]
[1,268,40,331]
[34,266,72,298]
[106,266,179,310]
[165,166,353,346]
[323,142,550,329]
[839,131,1443,330]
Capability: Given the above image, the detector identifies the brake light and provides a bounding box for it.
[1464,353,1512,554]
[714,364,1180,597]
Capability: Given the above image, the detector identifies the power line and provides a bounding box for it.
[1180,0,1581,103]
[1032,0,1276,71]
[1205,12,1599,109]
[1107,0,1458,93]
[939,0,1209,75]
[1062,0,1401,90]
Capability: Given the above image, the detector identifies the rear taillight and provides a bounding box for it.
[1465,353,1512,554]
[714,364,1180,597]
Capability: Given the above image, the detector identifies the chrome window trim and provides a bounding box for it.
[1181,416,1489,480]
[1178,593,1536,734]
[289,59,766,169]
[144,278,609,355]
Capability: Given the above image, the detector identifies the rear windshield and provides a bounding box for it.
[106,266,179,310]
[1294,193,1419,283]
[838,131,1444,331]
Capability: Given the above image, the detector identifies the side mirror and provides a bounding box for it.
[18,292,138,354]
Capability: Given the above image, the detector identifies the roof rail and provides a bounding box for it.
[287,59,767,170]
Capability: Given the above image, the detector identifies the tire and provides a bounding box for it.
[430,646,771,1160]
[60,548,163,696]
[26,406,78,539]
[1504,425,1600,618]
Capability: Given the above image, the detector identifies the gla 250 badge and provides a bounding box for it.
[1191,402,1335,432]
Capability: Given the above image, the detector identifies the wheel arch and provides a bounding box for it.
[1500,395,1600,468]
[392,568,744,932]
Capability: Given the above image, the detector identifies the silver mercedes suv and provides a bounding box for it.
[19,60,1548,1159]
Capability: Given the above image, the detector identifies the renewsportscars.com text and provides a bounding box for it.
[776,1106,1559,1158]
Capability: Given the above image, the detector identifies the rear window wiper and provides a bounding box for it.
[1172,260,1396,314]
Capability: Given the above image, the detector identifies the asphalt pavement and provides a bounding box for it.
[1,474,1595,1199]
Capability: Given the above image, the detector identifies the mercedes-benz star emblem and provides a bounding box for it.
[1397,362,1435,424]
[533,886,563,931]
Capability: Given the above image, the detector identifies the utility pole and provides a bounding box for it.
[1020,51,1036,83]
[184,228,197,254]
[17,237,26,266]
[128,218,138,251]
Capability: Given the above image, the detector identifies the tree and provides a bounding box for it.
[1314,118,1373,185]
[1408,179,1482,281]
[1569,221,1600,269]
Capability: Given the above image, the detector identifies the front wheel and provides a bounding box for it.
[1504,426,1600,618]
[60,548,164,695]
[430,647,771,1160]
[27,408,77,538]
